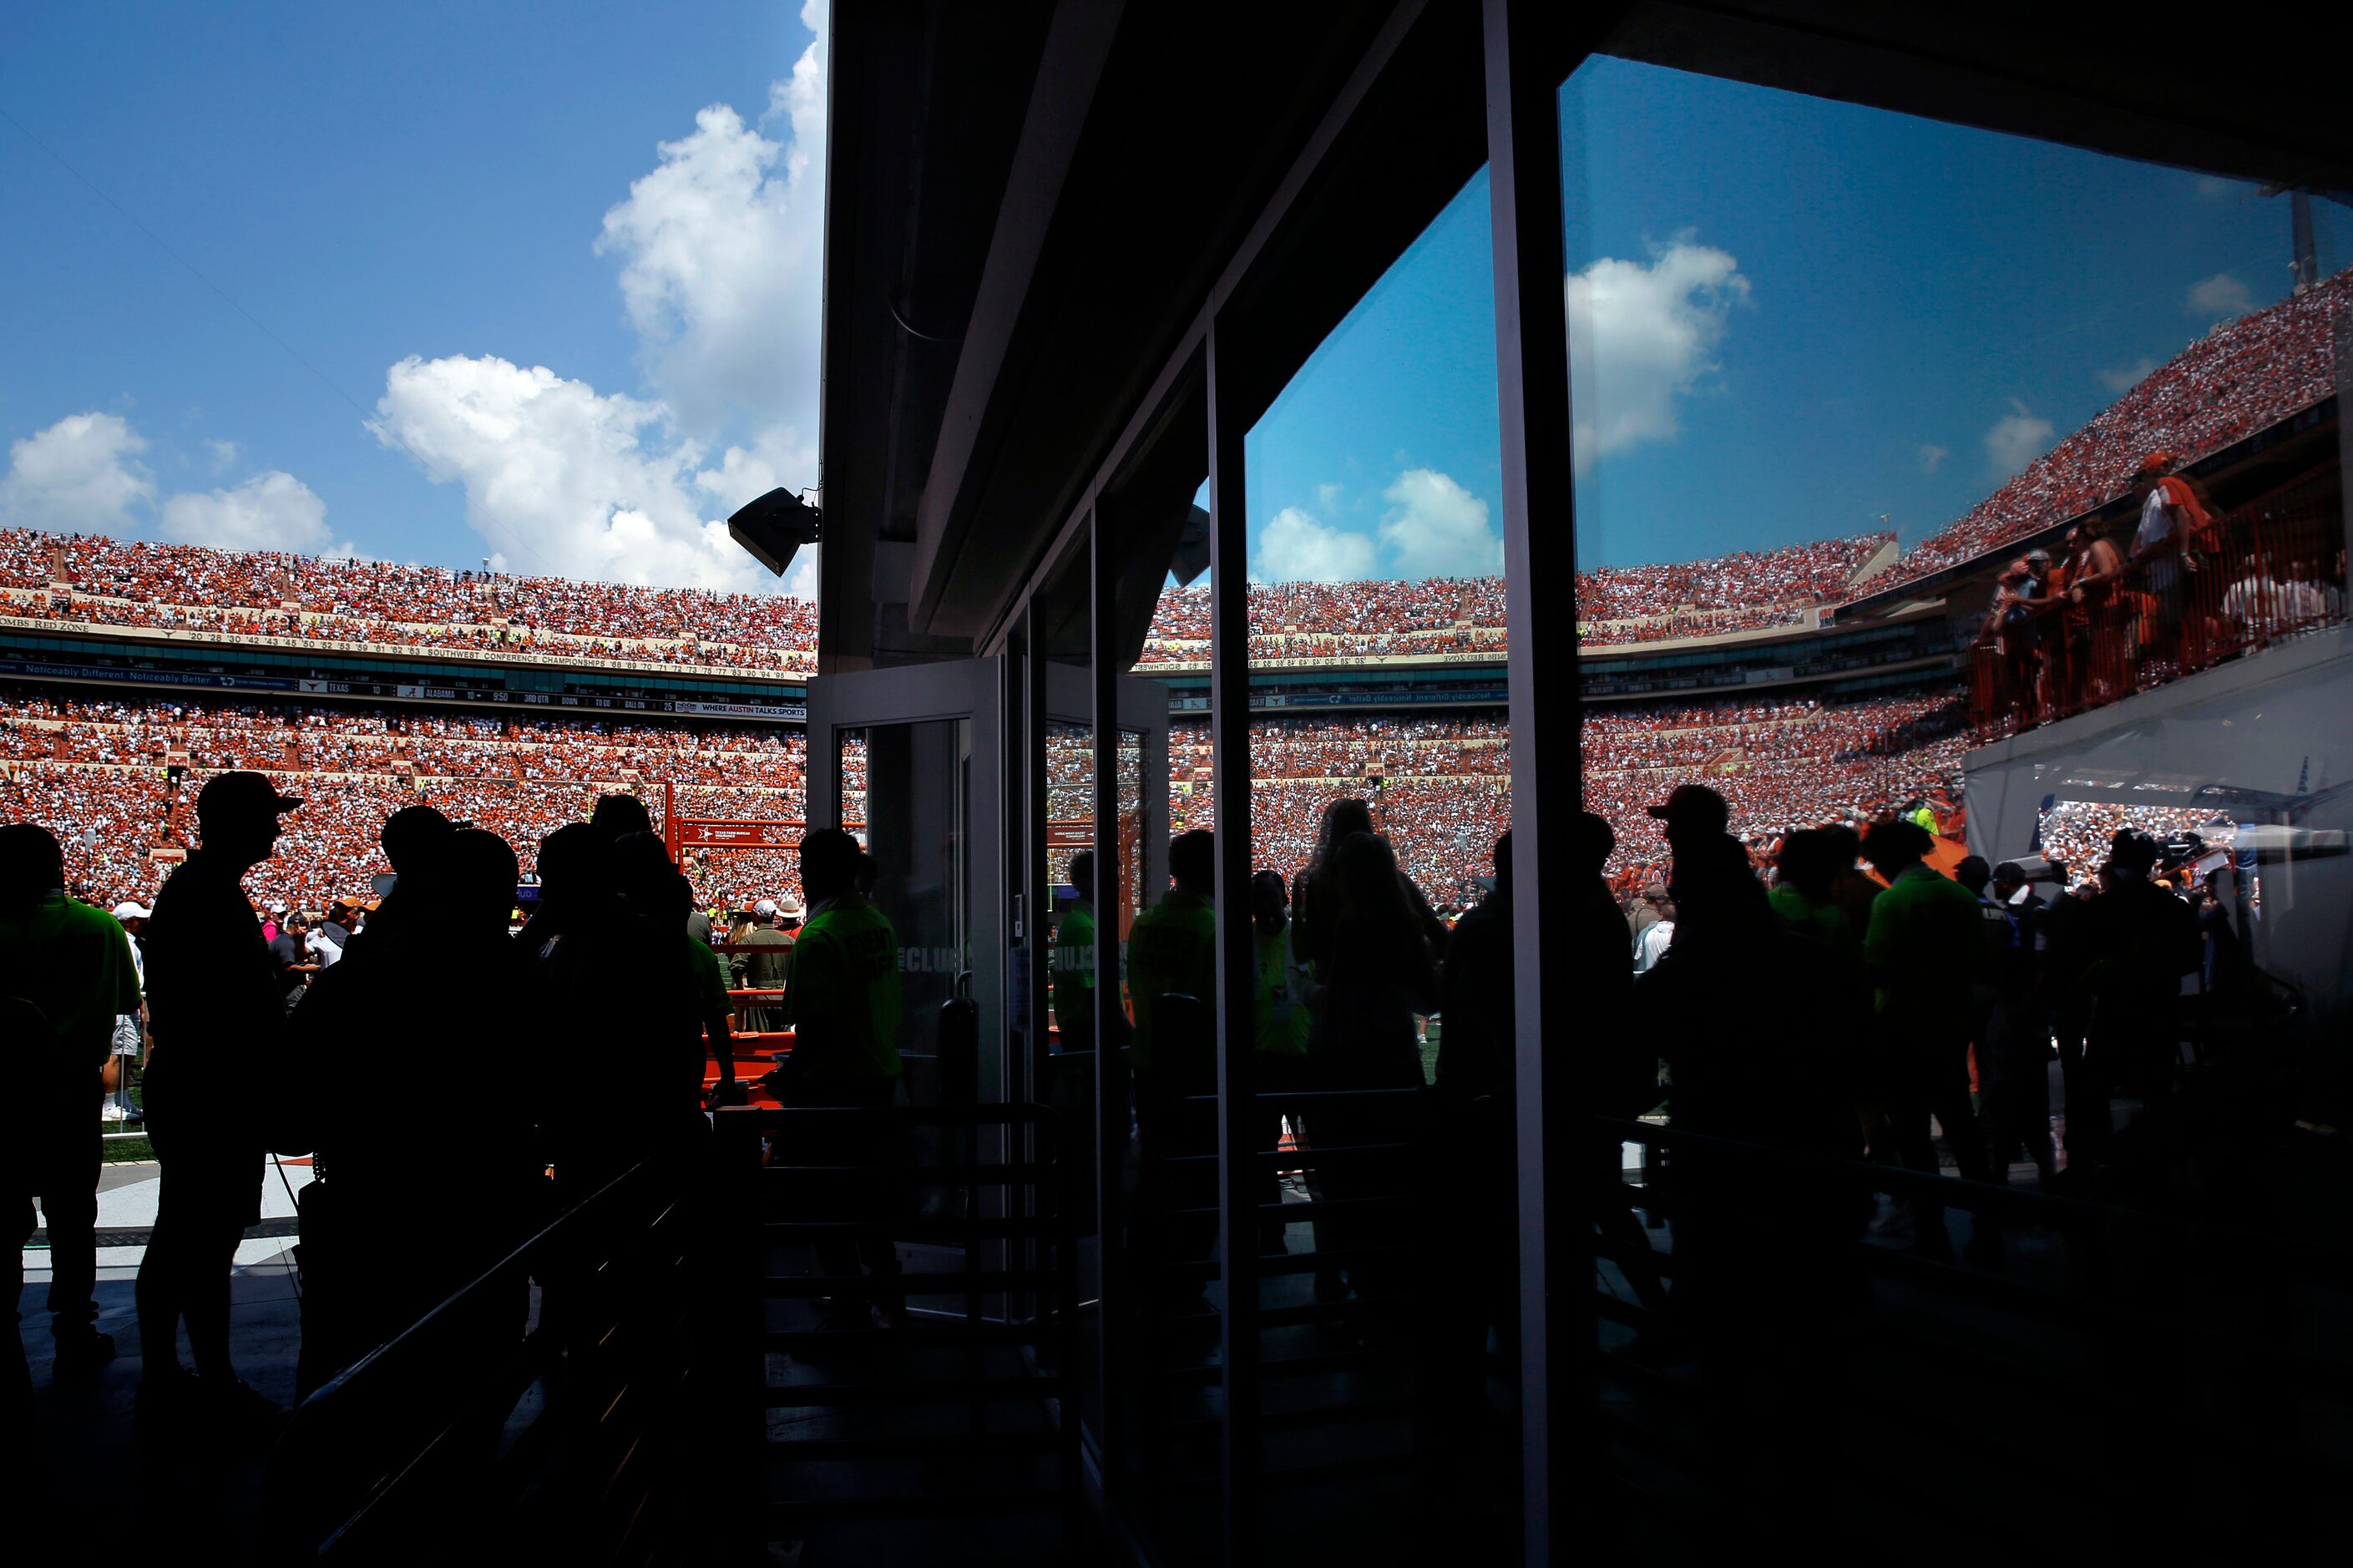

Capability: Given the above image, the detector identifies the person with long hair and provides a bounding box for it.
[1292,798,1374,986]
[1315,831,1438,1319]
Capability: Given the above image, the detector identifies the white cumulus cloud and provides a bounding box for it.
[204,438,242,473]
[595,4,826,447]
[360,2,828,596]
[1378,469,1500,579]
[1565,240,1750,468]
[2098,357,2158,395]
[1918,444,1948,475]
[1984,399,2055,477]
[368,352,776,592]
[2186,272,2252,321]
[0,412,154,533]
[1256,504,1374,583]
[160,470,339,554]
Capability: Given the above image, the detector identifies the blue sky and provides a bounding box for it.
[1,0,823,592]
[3,23,2342,594]
[1247,56,2347,579]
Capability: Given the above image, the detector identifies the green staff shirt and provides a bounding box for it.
[0,893,144,1088]
[686,935,731,1019]
[1254,923,1309,1058]
[1863,863,1983,1037]
[782,892,903,1085]
[1051,901,1097,1034]
[1126,888,1216,1077]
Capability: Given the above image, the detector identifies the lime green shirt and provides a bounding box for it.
[1863,863,1981,1024]
[1051,901,1097,1034]
[1254,923,1309,1057]
[1769,884,1857,949]
[782,892,903,1085]
[0,893,143,1069]
[1126,888,1216,1077]
[685,935,731,1018]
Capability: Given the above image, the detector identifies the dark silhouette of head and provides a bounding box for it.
[1335,831,1403,913]
[1992,861,2027,898]
[1954,855,1992,897]
[1067,850,1095,902]
[381,804,455,874]
[1667,832,1769,938]
[590,792,656,843]
[1251,868,1287,931]
[2107,829,2159,881]
[1168,829,1214,896]
[1571,814,1612,880]
[611,831,679,914]
[439,829,520,937]
[535,822,608,903]
[1648,783,1730,860]
[799,828,864,906]
[1775,827,1836,903]
[197,771,301,869]
[0,822,65,908]
[1318,799,1374,856]
[1860,817,1934,878]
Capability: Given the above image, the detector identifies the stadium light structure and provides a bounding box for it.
[729,486,822,579]
[1170,503,1211,587]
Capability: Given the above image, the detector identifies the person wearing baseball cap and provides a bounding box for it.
[134,771,303,1440]
[730,896,794,1035]
[1646,783,1730,865]
[105,900,153,1122]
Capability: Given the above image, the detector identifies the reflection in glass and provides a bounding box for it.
[837,721,971,1097]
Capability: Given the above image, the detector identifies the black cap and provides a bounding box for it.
[1647,783,1728,834]
[196,771,302,824]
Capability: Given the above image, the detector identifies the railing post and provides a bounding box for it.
[714,1105,767,1565]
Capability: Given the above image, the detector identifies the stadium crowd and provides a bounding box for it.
[0,530,821,674]
[1967,457,2346,735]
[0,690,827,913]
[1136,533,1889,663]
[1165,689,1970,905]
[1875,267,2351,592]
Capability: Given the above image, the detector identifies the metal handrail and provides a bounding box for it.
[256,1155,710,1565]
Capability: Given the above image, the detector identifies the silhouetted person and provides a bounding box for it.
[136,771,305,1440]
[1638,828,1870,1535]
[1823,822,1881,938]
[662,867,740,1105]
[1646,782,1731,873]
[514,820,600,955]
[1249,869,1311,1252]
[1436,832,1516,1109]
[1318,832,1436,1317]
[1126,829,1219,1308]
[2067,830,2201,1191]
[589,792,656,844]
[1861,817,1991,1257]
[291,829,540,1395]
[531,827,705,1203]
[4,823,143,1395]
[1293,799,1373,992]
[1769,827,1858,948]
[1566,818,1669,1313]
[777,828,905,1330]
[357,803,453,948]
[1976,861,2056,1191]
[1051,851,1098,1054]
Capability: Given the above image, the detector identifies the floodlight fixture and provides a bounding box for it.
[730,487,823,579]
